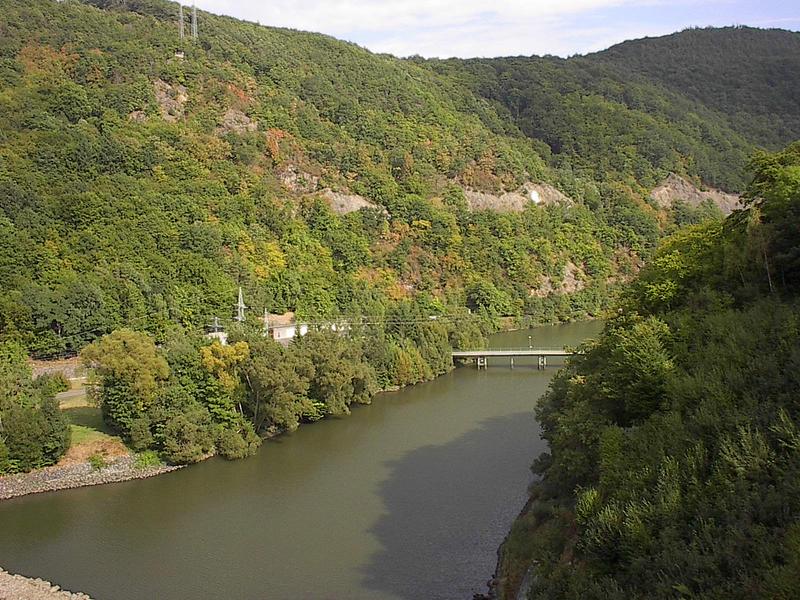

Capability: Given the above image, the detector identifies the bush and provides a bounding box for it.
[160,410,215,464]
[2,398,69,472]
[128,416,154,451]
[0,438,10,474]
[134,450,163,469]
[216,422,261,460]
[34,372,70,398]
[88,453,106,471]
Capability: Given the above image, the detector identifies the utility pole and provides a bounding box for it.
[179,4,185,41]
[234,287,247,323]
[191,3,198,40]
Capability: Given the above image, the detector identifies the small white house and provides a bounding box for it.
[266,312,309,345]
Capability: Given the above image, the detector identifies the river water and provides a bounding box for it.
[0,321,601,600]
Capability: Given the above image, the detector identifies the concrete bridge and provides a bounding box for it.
[451,348,576,370]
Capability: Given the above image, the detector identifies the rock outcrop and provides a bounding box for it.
[465,183,572,213]
[277,164,320,193]
[650,173,741,214]
[216,107,257,135]
[320,189,378,215]
[153,79,188,122]
[531,262,586,298]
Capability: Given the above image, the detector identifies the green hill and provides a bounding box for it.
[425,26,800,192]
[0,0,796,357]
[590,26,800,149]
[493,141,800,600]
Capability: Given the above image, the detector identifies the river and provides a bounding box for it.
[0,321,602,600]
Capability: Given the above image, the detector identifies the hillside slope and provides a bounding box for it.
[426,26,800,193]
[0,0,638,355]
[493,142,800,600]
[590,26,800,149]
[0,0,796,357]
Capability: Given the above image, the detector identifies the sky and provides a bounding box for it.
[191,0,800,58]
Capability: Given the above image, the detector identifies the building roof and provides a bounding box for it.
[269,312,297,328]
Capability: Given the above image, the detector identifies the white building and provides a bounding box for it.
[265,312,309,345]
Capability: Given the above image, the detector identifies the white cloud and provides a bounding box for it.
[190,0,745,57]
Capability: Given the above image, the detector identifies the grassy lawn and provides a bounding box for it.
[65,406,119,442]
[57,380,90,409]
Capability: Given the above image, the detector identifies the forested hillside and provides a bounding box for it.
[426,26,800,192]
[1,1,796,360]
[0,0,658,358]
[495,144,800,599]
[591,27,800,149]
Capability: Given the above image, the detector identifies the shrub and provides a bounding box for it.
[134,450,163,469]
[34,372,70,398]
[88,453,106,471]
[128,416,154,451]
[0,438,10,474]
[216,422,261,460]
[160,410,215,464]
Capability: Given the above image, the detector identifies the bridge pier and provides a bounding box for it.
[510,357,514,369]
[477,356,487,370]
[538,356,547,370]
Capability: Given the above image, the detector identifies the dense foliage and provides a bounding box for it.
[498,143,800,599]
[0,342,70,474]
[592,27,800,151]
[0,1,796,477]
[1,1,791,358]
[79,307,487,465]
[427,28,799,193]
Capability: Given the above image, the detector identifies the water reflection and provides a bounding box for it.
[363,412,537,600]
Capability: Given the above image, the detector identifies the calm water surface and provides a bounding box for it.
[0,321,601,600]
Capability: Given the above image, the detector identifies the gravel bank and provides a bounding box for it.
[0,568,93,600]
[0,456,183,501]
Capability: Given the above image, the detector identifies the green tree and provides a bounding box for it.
[81,329,169,439]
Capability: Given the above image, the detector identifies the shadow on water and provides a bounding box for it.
[362,412,539,600]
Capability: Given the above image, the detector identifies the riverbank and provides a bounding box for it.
[479,491,539,600]
[0,455,183,501]
[0,568,93,600]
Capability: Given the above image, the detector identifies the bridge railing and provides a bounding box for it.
[453,346,571,352]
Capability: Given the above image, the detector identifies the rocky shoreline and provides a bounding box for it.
[0,568,93,600]
[0,455,183,501]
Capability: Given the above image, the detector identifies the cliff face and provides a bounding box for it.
[650,173,741,214]
[464,183,573,213]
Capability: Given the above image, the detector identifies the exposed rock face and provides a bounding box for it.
[531,262,586,298]
[153,78,188,122]
[0,568,93,600]
[277,164,320,193]
[465,182,572,212]
[321,189,378,215]
[650,173,741,214]
[29,356,83,379]
[216,107,257,135]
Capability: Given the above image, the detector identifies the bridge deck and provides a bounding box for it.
[452,348,574,358]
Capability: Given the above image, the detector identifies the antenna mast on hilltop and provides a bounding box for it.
[191,3,198,40]
[178,4,185,41]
